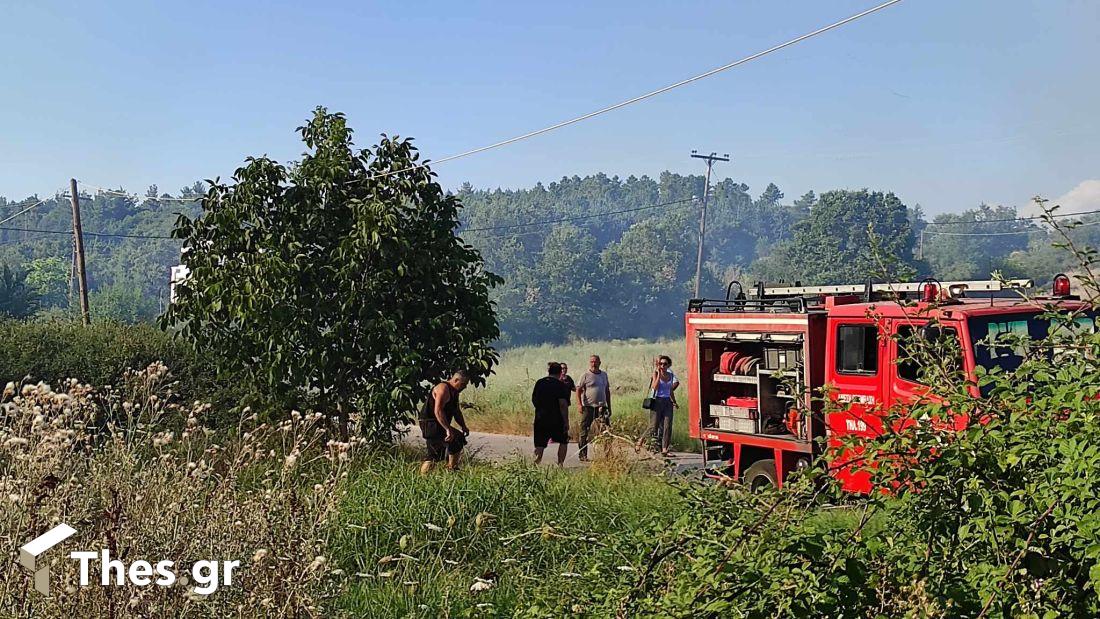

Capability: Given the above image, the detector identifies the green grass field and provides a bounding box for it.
[462,338,697,452]
[333,455,681,617]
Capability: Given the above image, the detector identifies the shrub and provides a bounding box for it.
[0,320,250,422]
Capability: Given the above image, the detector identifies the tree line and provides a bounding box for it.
[2,171,1097,345]
[457,175,1099,345]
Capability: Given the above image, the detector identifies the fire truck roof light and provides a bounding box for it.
[1053,274,1071,297]
[921,282,938,303]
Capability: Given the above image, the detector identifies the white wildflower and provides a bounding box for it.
[470,578,495,593]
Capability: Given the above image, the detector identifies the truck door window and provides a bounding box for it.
[896,325,961,384]
[836,325,878,375]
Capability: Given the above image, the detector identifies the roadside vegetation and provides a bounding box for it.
[0,360,681,617]
[2,107,1098,617]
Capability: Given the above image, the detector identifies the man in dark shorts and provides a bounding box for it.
[418,370,471,474]
[532,362,570,466]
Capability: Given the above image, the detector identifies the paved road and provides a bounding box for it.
[405,429,703,471]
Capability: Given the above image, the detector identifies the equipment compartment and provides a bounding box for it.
[698,337,803,437]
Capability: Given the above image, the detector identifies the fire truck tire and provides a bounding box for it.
[743,459,778,491]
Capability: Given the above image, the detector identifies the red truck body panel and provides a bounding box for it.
[686,288,1090,493]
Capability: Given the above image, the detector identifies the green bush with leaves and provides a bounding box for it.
[0,320,247,418]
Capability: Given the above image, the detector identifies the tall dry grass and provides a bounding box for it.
[0,362,686,617]
[0,363,358,617]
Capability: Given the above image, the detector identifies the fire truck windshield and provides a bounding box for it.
[969,312,1096,379]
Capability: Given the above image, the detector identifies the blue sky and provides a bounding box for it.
[2,0,1098,215]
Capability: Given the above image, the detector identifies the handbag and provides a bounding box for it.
[642,371,659,410]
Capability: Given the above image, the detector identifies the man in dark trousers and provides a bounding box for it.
[532,362,571,466]
[418,370,471,474]
[575,354,611,462]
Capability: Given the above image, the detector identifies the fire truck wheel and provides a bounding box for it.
[743,459,778,491]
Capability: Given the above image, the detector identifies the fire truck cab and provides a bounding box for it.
[686,276,1092,492]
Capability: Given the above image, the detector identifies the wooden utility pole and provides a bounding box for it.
[690,151,729,299]
[69,178,91,325]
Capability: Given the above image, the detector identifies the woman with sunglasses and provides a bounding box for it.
[639,355,679,456]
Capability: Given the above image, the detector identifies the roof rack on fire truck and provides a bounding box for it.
[687,278,1033,314]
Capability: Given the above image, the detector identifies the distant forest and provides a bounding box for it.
[2,173,1097,345]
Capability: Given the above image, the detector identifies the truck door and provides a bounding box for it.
[825,318,886,493]
[888,321,965,429]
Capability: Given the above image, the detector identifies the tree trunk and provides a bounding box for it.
[337,401,350,442]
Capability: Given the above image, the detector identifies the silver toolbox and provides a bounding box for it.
[709,404,757,420]
[717,416,756,433]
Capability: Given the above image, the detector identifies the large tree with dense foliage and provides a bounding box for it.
[162,108,501,440]
[0,265,39,318]
[755,189,917,285]
[921,203,1034,280]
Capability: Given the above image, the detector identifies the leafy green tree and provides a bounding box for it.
[162,108,501,440]
[528,225,600,340]
[91,280,162,323]
[756,182,784,209]
[0,265,40,318]
[922,204,1033,280]
[600,207,710,338]
[755,189,916,285]
[25,257,69,308]
[791,190,815,218]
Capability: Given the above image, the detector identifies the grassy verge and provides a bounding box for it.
[332,455,681,617]
[464,338,698,452]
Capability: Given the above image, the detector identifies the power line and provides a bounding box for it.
[0,225,175,240]
[461,197,694,234]
[367,0,903,180]
[77,181,203,203]
[924,208,1100,226]
[922,221,1100,237]
[464,227,559,242]
[0,199,50,226]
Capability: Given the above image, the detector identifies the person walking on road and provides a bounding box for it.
[639,355,679,456]
[418,370,471,474]
[576,355,611,462]
[532,362,571,466]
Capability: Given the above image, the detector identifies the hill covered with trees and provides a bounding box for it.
[2,173,1096,345]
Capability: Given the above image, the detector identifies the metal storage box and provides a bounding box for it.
[717,416,756,433]
[764,347,802,370]
[710,404,757,420]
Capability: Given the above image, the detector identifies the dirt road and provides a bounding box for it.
[404,429,702,470]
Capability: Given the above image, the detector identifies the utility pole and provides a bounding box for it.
[69,179,91,326]
[690,150,729,298]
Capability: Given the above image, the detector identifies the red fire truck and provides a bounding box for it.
[685,276,1093,493]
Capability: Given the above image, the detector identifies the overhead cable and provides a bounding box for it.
[0,200,48,226]
[461,197,695,234]
[925,208,1100,226]
[368,0,904,180]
